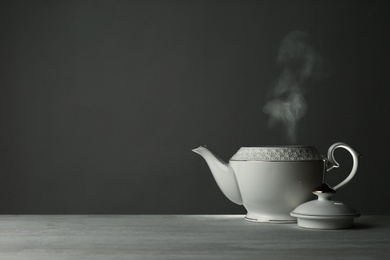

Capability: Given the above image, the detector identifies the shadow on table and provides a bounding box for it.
[353,222,376,230]
[285,222,377,231]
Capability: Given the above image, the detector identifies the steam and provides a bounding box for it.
[263,31,331,143]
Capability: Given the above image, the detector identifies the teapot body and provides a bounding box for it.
[230,160,322,222]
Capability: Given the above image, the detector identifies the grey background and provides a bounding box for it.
[0,0,389,214]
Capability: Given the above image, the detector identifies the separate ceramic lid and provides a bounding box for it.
[291,183,359,217]
[291,195,360,217]
[291,183,360,229]
[230,146,323,161]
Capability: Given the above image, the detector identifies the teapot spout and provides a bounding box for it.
[192,145,243,205]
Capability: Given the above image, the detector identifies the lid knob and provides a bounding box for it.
[313,183,336,194]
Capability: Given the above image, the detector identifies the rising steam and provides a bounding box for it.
[263,31,331,143]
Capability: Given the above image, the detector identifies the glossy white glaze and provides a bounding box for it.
[230,160,322,222]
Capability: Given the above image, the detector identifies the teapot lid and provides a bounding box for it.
[230,146,323,161]
[290,183,360,229]
[291,183,359,217]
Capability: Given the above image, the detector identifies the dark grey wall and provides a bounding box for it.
[1,0,389,214]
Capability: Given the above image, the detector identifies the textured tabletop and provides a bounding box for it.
[0,215,388,259]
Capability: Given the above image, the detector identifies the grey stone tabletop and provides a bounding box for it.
[0,215,388,259]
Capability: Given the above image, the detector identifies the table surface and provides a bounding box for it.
[0,215,388,259]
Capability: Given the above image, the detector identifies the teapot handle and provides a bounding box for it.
[326,142,360,190]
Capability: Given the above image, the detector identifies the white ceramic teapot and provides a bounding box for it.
[192,142,360,223]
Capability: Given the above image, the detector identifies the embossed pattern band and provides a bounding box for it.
[231,147,323,161]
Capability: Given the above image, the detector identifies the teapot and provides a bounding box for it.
[192,142,360,223]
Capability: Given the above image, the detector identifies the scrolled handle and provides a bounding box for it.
[326,142,361,190]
